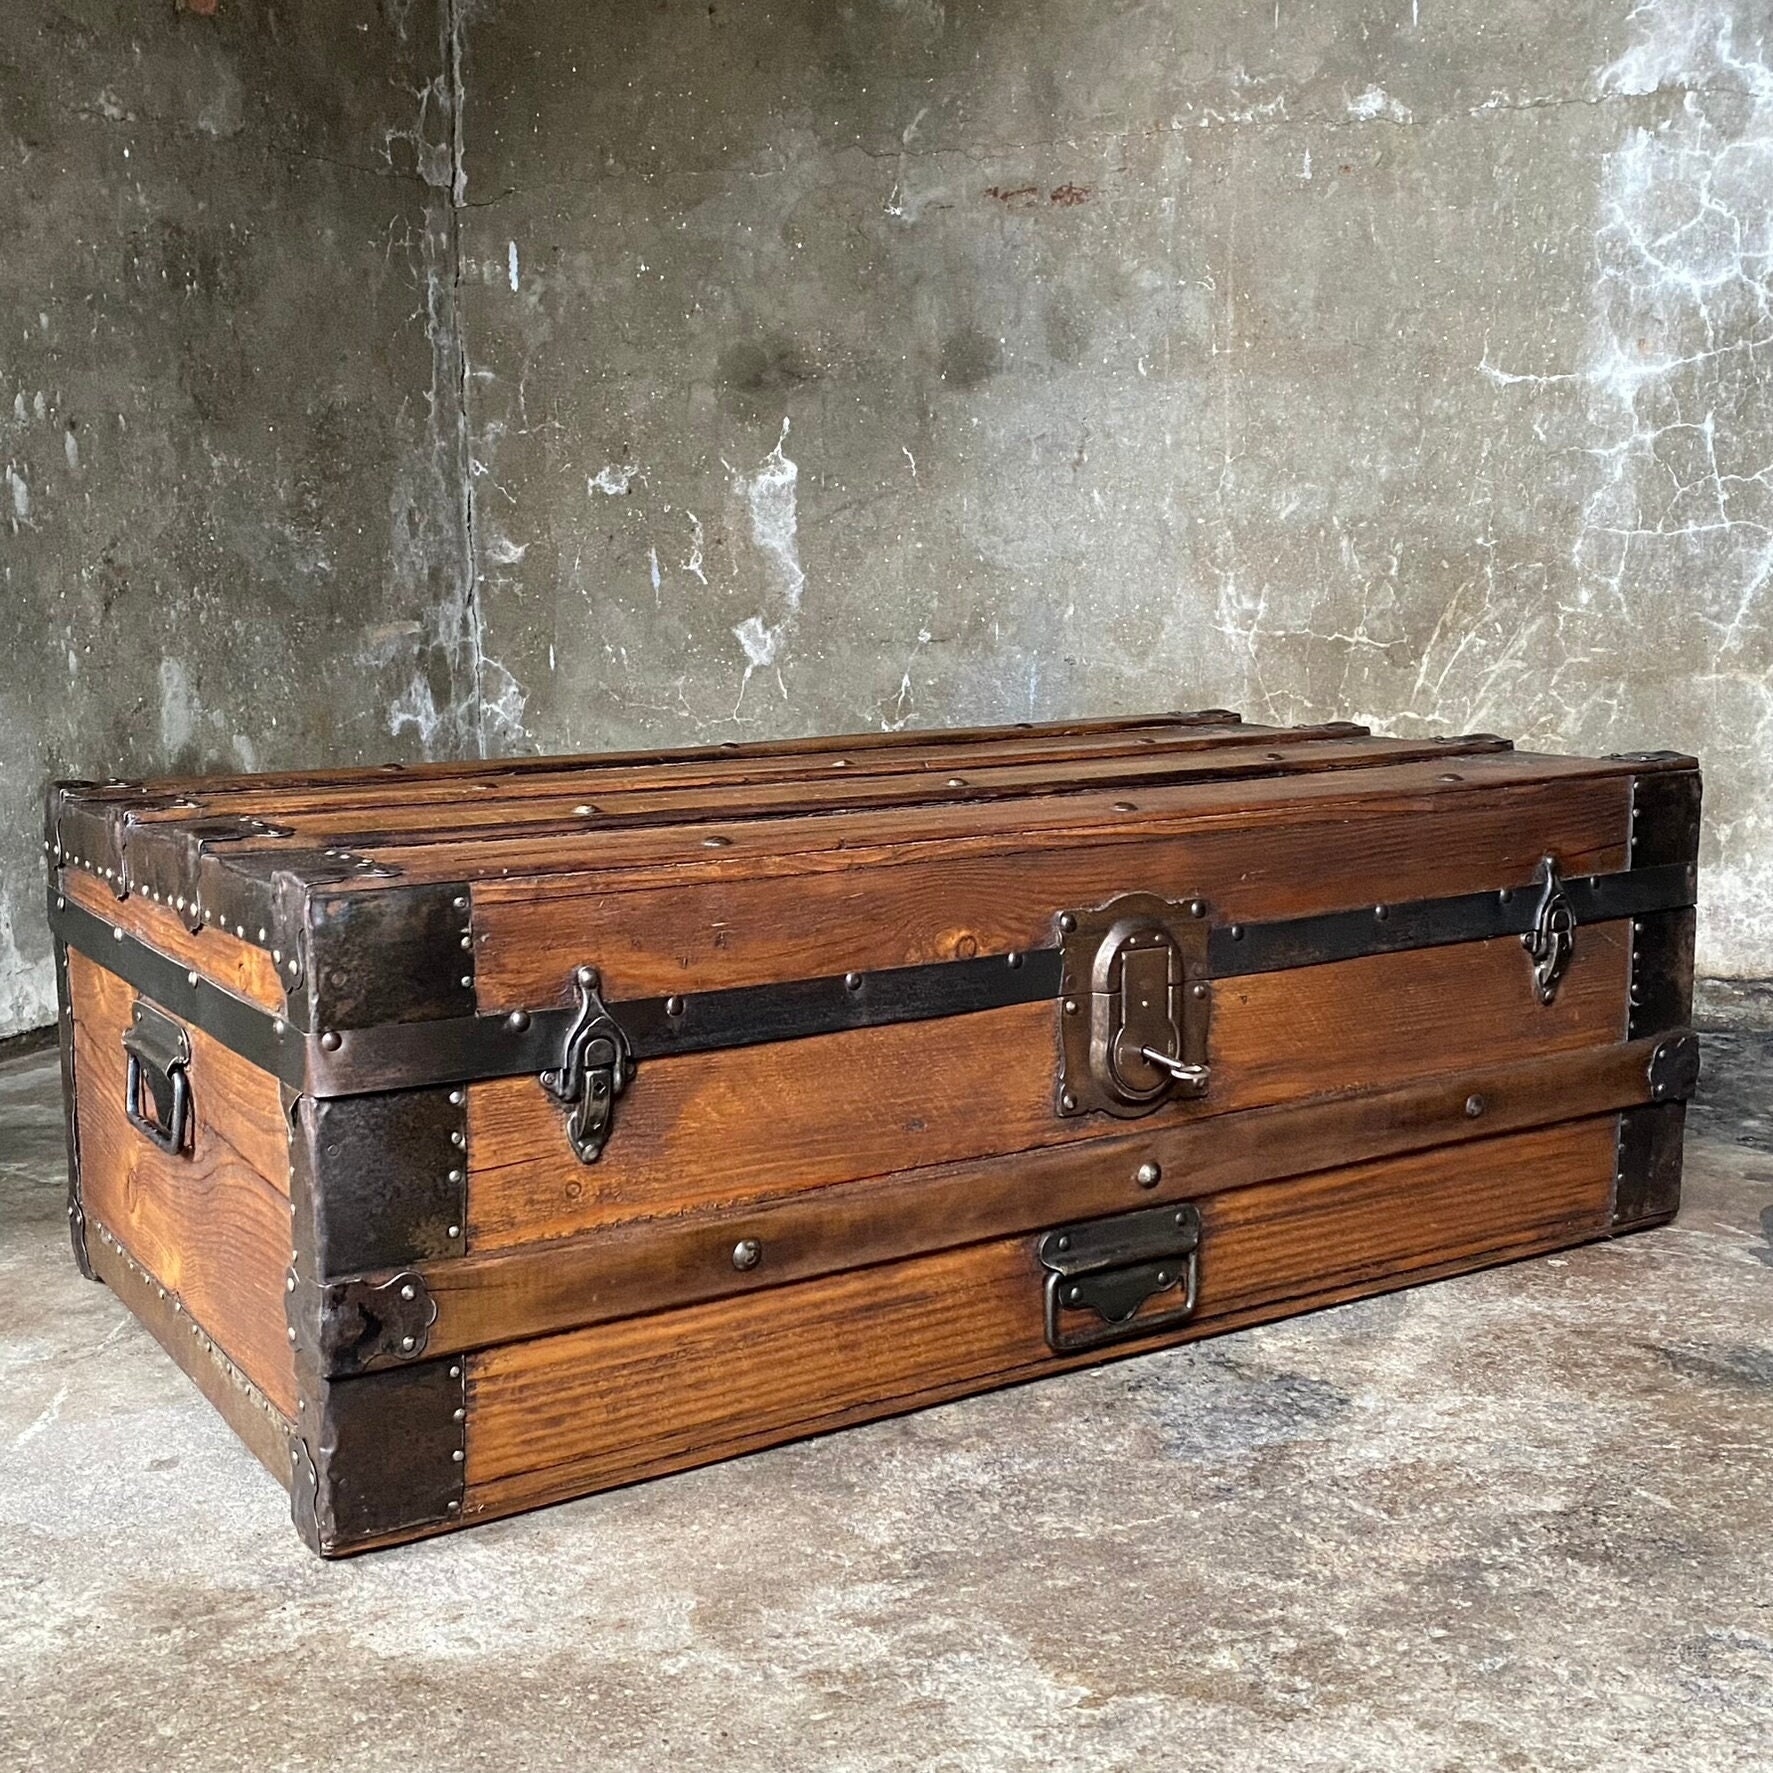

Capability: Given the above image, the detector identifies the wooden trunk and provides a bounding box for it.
[45,710,1701,1555]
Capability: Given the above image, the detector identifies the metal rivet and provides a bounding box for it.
[449,1088,465,1106]
[1060,1089,1078,1112]
[1064,998,1079,1014]
[447,1224,461,1239]
[1498,888,1513,905]
[461,975,473,989]
[1230,924,1245,941]
[1191,982,1208,1000]
[450,1131,465,1148]
[400,1335,416,1352]
[1188,899,1207,918]
[452,1449,465,1463]
[1374,905,1388,921]
[453,894,469,910]
[272,949,282,963]
[290,959,301,974]
[446,1500,462,1514]
[506,1010,530,1032]
[286,1273,296,1293]
[320,1031,341,1052]
[460,934,473,950]
[257,927,268,942]
[1465,1094,1485,1118]
[187,969,199,986]
[573,804,594,816]
[453,1407,465,1423]
[448,1169,463,1184]
[703,835,730,848]
[1136,1161,1161,1188]
[665,994,685,1016]
[287,1326,297,1343]
[575,966,598,989]
[1438,773,1463,783]
[947,777,966,788]
[1157,1271,1173,1287]
[1066,1286,1082,1306]
[112,926,123,941]
[1113,801,1137,813]
[400,1283,416,1301]
[56,895,65,911]
[1056,1235,1071,1252]
[844,972,862,990]
[273,1018,285,1036]
[732,1237,763,1271]
[449,1365,462,1379]
[1007,951,1024,969]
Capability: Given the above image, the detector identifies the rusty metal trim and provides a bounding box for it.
[53,857,1698,1099]
[1611,1102,1686,1232]
[291,1359,467,1558]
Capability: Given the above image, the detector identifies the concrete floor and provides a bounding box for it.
[2,1042,1770,1772]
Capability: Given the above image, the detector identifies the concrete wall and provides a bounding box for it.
[3,0,1769,1036]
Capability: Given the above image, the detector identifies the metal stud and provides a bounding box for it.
[400,1335,416,1352]
[1006,951,1024,969]
[1188,899,1207,918]
[1058,911,1077,933]
[1135,1161,1161,1188]
[320,1031,341,1052]
[1465,1094,1485,1118]
[505,1010,529,1032]
[731,1238,763,1271]
[449,1088,465,1106]
[448,1169,463,1185]
[449,1365,462,1380]
[460,934,473,950]
[451,1449,465,1463]
[453,895,469,911]
[450,1130,465,1148]
[1060,1089,1078,1112]
[665,995,685,1016]
[447,1224,461,1239]
[400,1283,417,1302]
[844,972,862,990]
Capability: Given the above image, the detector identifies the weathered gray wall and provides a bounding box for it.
[0,0,471,1036]
[3,0,1770,1036]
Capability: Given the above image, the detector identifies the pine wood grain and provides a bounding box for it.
[463,1117,1618,1509]
[465,923,1631,1248]
[472,774,1630,1005]
[69,951,298,1416]
[61,868,288,1013]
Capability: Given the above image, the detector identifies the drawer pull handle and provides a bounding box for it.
[1039,1202,1202,1353]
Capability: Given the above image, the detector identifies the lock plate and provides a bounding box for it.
[1056,892,1211,1119]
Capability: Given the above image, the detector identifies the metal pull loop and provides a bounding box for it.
[122,1001,193,1155]
[1139,1048,1210,1086]
[1039,1202,1203,1353]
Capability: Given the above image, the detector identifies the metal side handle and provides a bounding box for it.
[122,1001,193,1156]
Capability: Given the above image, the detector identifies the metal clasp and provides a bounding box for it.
[1039,1203,1203,1353]
[539,966,633,1163]
[1523,856,1575,1005]
[122,1001,193,1155]
[1056,893,1211,1118]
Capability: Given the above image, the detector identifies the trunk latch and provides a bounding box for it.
[540,966,633,1163]
[1056,893,1211,1119]
[1523,855,1575,1005]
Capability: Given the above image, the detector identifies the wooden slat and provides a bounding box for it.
[61,868,288,1014]
[75,708,1249,801]
[463,1117,1618,1512]
[229,748,1643,889]
[113,731,1503,857]
[69,951,298,1417]
[465,923,1631,1249]
[114,717,1298,823]
[473,771,1631,1005]
[419,1036,1666,1359]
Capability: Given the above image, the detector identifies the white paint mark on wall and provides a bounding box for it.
[588,463,640,496]
[63,426,80,473]
[5,465,28,522]
[729,417,805,711]
[682,512,708,583]
[648,545,662,603]
[159,657,197,755]
[1348,87,1413,123]
[485,533,528,565]
[508,240,520,291]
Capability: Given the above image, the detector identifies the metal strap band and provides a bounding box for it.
[50,856,1696,1100]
